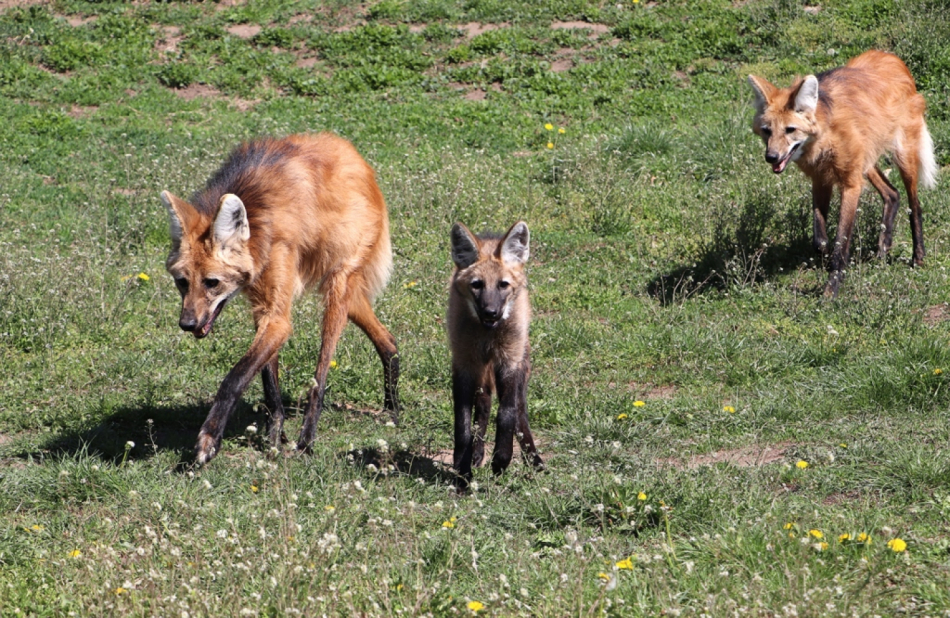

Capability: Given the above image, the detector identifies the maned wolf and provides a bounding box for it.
[448,221,544,488]
[160,133,399,464]
[748,50,937,297]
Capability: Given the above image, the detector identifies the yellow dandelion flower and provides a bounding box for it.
[788,532,795,538]
[597,572,610,580]
[330,360,338,369]
[558,127,566,134]
[808,529,823,539]
[796,460,809,469]
[325,505,335,512]
[633,0,640,4]
[838,533,851,543]
[404,280,418,289]
[546,142,554,149]
[114,587,127,595]
[935,368,944,375]
[633,400,645,407]
[250,485,259,493]
[615,557,634,570]
[817,542,829,551]
[723,405,735,413]
[137,272,149,281]
[467,601,485,612]
[30,525,43,532]
[442,519,455,529]
[839,443,847,448]
[856,533,871,544]
[887,538,907,552]
[69,550,81,558]
[616,413,628,420]
[638,492,647,501]
[783,522,794,530]
[544,123,554,131]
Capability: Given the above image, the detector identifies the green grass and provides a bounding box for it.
[2,0,950,615]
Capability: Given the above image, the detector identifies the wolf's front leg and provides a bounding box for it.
[452,370,478,489]
[196,319,291,465]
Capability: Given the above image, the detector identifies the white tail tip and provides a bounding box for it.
[919,123,938,189]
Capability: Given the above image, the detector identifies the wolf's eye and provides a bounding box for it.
[785,127,797,134]
[471,280,484,291]
[203,278,220,289]
[761,127,772,135]
[498,280,510,290]
[174,277,188,292]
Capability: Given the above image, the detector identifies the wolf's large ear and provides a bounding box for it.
[499,221,529,265]
[451,223,480,269]
[213,193,250,248]
[160,190,185,246]
[793,75,819,113]
[747,75,776,113]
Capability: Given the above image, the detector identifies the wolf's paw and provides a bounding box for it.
[195,432,218,466]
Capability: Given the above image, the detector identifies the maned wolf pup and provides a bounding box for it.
[748,50,937,298]
[160,133,399,464]
[448,221,544,488]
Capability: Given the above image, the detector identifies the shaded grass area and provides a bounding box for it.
[2,0,950,615]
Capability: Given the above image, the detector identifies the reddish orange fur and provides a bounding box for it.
[749,50,936,297]
[161,133,398,463]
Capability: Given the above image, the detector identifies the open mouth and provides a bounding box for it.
[771,143,800,174]
[194,300,227,339]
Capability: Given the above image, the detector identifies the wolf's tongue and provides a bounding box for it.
[772,156,789,174]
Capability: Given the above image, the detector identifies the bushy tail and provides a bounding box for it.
[919,122,938,189]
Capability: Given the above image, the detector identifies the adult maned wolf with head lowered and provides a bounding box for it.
[160,133,399,464]
[448,221,544,489]
[748,50,937,297]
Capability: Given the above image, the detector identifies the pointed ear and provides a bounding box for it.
[793,75,819,113]
[498,221,529,265]
[450,223,480,269]
[747,75,776,113]
[160,190,185,246]
[213,193,250,248]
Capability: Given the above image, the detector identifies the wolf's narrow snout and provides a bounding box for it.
[179,309,197,332]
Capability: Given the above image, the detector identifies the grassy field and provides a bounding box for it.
[3,0,950,615]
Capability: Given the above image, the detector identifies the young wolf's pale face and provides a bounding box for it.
[161,191,254,339]
[748,74,819,174]
[450,222,529,330]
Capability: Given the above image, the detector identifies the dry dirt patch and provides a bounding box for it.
[550,21,610,35]
[459,22,507,38]
[663,442,793,470]
[628,382,678,399]
[155,25,182,55]
[173,83,221,100]
[923,303,949,326]
[227,24,261,39]
[0,0,44,9]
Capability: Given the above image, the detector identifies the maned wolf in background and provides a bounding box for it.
[448,221,544,489]
[748,50,937,297]
[160,133,399,464]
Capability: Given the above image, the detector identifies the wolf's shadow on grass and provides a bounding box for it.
[345,445,457,485]
[647,194,820,305]
[17,400,266,469]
